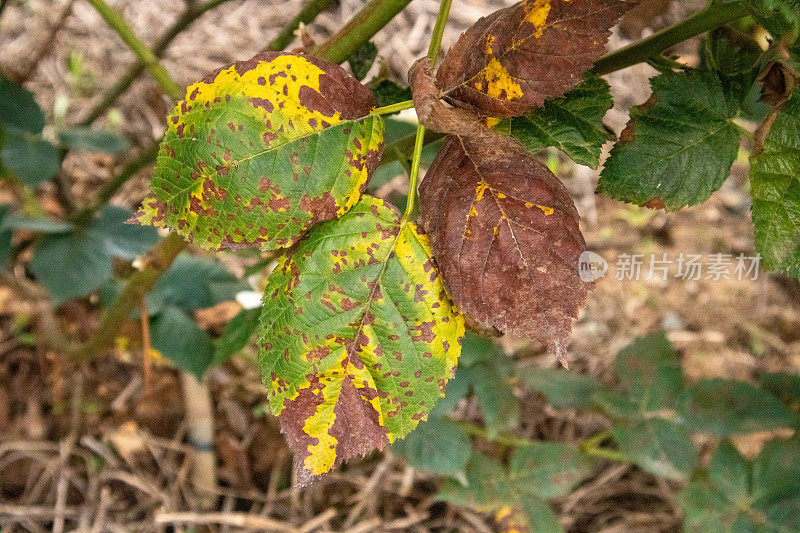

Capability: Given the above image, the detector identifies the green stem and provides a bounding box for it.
[371,99,414,116]
[310,0,413,64]
[85,0,183,101]
[592,2,750,75]
[402,0,453,223]
[264,0,331,52]
[80,0,237,126]
[454,421,534,448]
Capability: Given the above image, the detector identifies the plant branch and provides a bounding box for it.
[80,0,236,126]
[262,0,332,53]
[592,1,750,75]
[402,0,452,223]
[85,0,183,100]
[309,0,413,64]
[371,99,414,116]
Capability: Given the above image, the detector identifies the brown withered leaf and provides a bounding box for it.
[418,134,592,360]
[435,0,634,117]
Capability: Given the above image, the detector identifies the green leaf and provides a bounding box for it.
[680,438,800,533]
[750,87,800,279]
[751,438,800,506]
[30,231,113,304]
[495,74,614,168]
[612,417,696,481]
[0,133,59,185]
[348,41,378,81]
[757,371,800,408]
[613,331,683,410]
[391,416,470,479]
[370,80,413,109]
[520,499,564,533]
[437,451,511,510]
[1,213,73,233]
[458,330,503,367]
[153,254,245,311]
[0,204,13,270]
[151,305,215,378]
[0,76,45,134]
[257,196,464,481]
[469,365,519,438]
[92,205,160,260]
[134,52,384,252]
[520,367,602,410]
[509,442,593,499]
[598,71,740,210]
[681,479,743,533]
[213,306,260,365]
[677,378,800,435]
[709,441,751,505]
[744,0,800,39]
[57,127,131,154]
[700,27,768,121]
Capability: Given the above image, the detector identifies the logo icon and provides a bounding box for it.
[578,250,608,282]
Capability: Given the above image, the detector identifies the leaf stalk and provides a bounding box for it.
[403,0,453,223]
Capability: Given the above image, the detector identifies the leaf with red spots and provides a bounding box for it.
[134,52,384,251]
[257,195,464,483]
[418,132,592,361]
[435,0,633,118]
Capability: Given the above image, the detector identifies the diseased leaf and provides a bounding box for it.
[257,195,464,482]
[598,71,741,211]
[494,73,614,168]
[750,87,800,279]
[135,52,384,251]
[419,134,592,358]
[435,0,632,117]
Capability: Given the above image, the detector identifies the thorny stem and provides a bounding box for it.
[403,0,453,223]
[80,0,238,126]
[310,0,413,64]
[592,1,750,75]
[85,0,183,101]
